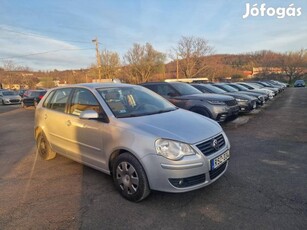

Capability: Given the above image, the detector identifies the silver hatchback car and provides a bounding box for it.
[35,83,230,201]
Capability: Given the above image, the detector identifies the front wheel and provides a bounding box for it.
[36,132,56,160]
[112,153,150,202]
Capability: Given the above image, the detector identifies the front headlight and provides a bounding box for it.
[207,100,226,105]
[235,98,248,102]
[155,139,196,160]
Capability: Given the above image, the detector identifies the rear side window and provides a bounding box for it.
[43,88,72,113]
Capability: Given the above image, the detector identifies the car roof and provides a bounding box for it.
[49,83,139,90]
[27,89,47,92]
[140,82,169,85]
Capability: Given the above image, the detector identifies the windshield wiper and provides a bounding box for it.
[119,108,178,118]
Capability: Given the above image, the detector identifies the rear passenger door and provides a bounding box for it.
[42,88,73,155]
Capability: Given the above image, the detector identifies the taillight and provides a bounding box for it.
[39,95,44,99]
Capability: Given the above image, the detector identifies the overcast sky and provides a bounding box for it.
[0,0,306,71]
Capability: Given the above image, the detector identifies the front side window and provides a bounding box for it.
[69,88,102,116]
[97,86,177,118]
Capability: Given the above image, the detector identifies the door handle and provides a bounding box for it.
[65,120,72,126]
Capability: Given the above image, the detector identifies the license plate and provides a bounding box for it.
[211,151,230,170]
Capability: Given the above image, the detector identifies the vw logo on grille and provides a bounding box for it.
[212,139,219,150]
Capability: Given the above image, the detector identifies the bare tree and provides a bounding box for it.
[100,49,121,79]
[172,36,214,78]
[124,43,165,84]
[2,60,16,71]
[280,49,307,84]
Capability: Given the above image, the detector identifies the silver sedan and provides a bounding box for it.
[0,90,22,105]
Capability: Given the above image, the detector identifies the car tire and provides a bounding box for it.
[112,152,150,202]
[190,107,211,118]
[36,132,57,160]
[1,100,4,105]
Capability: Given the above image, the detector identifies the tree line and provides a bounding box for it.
[1,36,307,88]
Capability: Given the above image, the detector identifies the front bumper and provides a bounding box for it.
[211,105,240,122]
[2,99,21,105]
[238,100,257,112]
[141,135,230,193]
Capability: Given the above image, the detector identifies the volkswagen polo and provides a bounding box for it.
[35,83,230,202]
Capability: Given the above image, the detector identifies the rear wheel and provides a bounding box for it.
[112,152,150,202]
[36,132,56,160]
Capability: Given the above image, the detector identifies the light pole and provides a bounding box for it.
[176,53,179,79]
[92,37,102,80]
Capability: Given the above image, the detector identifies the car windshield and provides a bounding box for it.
[248,83,263,89]
[259,82,271,87]
[170,82,202,95]
[217,84,238,92]
[239,83,254,90]
[30,91,46,97]
[204,84,227,93]
[3,91,16,96]
[229,84,249,91]
[97,86,177,118]
[247,82,263,89]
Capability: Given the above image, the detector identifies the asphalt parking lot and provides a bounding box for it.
[0,88,306,229]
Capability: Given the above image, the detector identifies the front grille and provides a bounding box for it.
[209,162,227,180]
[225,99,237,106]
[196,134,225,156]
[169,174,206,188]
[9,99,20,103]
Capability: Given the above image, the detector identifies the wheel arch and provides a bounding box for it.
[34,126,43,141]
[190,106,212,118]
[108,148,149,177]
[109,149,139,175]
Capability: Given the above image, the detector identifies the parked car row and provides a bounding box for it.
[0,89,47,108]
[19,79,286,202]
[140,80,286,124]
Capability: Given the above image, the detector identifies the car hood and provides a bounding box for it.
[2,95,21,99]
[175,93,234,101]
[224,92,254,100]
[118,109,222,144]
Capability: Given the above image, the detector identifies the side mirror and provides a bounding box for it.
[79,110,99,119]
